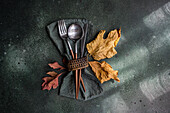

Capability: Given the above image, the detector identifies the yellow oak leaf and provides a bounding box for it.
[86,29,121,60]
[89,61,120,84]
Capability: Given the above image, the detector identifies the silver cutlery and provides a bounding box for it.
[58,20,74,58]
[58,20,86,99]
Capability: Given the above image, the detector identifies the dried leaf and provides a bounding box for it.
[42,61,66,90]
[48,62,65,70]
[89,61,120,84]
[42,71,64,90]
[86,29,121,60]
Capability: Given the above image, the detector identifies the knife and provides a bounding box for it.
[77,23,88,96]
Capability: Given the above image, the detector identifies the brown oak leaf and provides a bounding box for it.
[42,61,66,90]
[89,61,120,84]
[86,29,121,61]
[48,62,65,70]
[42,71,64,90]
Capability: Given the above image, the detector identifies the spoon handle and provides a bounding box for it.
[75,53,78,99]
[75,50,86,99]
[72,43,85,99]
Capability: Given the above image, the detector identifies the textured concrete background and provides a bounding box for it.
[0,0,170,113]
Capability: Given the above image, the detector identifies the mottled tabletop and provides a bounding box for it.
[0,0,170,113]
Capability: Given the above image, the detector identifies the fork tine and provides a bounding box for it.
[61,20,65,34]
[60,20,64,34]
[58,20,62,35]
[62,20,67,33]
[59,20,63,34]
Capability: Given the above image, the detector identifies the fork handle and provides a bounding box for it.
[66,40,72,51]
[70,50,74,59]
[66,40,74,58]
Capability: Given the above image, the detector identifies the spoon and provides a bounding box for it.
[68,23,84,99]
[68,24,84,56]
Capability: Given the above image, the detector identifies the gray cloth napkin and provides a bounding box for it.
[47,19,103,100]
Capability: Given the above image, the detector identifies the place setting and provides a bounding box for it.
[42,19,121,100]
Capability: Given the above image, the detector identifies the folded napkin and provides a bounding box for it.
[47,19,103,100]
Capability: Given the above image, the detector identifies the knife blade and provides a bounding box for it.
[81,23,88,57]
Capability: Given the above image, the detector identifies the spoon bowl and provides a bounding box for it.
[68,23,84,54]
[68,24,84,41]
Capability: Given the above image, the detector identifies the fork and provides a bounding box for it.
[58,20,86,98]
[58,20,74,58]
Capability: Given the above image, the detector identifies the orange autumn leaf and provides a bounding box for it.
[89,61,120,84]
[42,71,64,90]
[48,62,65,70]
[42,61,66,90]
[86,29,121,61]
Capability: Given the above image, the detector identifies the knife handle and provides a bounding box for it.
[80,70,86,92]
[77,69,86,94]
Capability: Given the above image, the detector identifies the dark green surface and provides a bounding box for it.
[0,0,170,113]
